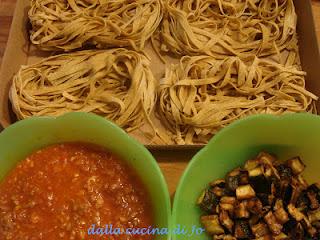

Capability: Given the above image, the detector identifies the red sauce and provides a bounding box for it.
[0,143,153,240]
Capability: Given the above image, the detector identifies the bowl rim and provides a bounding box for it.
[0,112,172,239]
[171,112,320,239]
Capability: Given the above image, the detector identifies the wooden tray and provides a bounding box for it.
[0,0,320,197]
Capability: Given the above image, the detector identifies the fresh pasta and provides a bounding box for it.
[29,0,162,51]
[159,0,297,59]
[10,49,156,132]
[157,55,318,144]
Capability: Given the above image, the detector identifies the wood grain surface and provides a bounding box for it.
[0,0,320,197]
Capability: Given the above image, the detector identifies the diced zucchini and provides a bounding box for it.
[257,152,276,165]
[286,157,305,175]
[210,179,226,188]
[247,198,263,214]
[273,232,289,239]
[274,200,289,224]
[288,204,305,222]
[219,210,234,233]
[236,185,256,200]
[244,159,260,171]
[200,215,225,235]
[251,222,270,238]
[235,201,250,219]
[198,189,219,214]
[234,220,251,239]
[220,196,236,205]
[308,209,320,223]
[249,167,263,177]
[197,190,206,205]
[264,211,283,235]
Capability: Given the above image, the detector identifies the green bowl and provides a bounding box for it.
[172,113,320,240]
[0,112,171,240]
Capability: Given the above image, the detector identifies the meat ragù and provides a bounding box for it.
[0,143,153,240]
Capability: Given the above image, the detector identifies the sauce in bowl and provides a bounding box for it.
[0,143,153,239]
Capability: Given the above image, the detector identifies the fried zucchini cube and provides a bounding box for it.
[286,157,305,175]
[236,185,256,200]
[200,215,225,235]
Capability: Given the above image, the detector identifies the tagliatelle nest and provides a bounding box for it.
[10,49,156,132]
[28,0,162,51]
[159,0,297,59]
[157,55,318,145]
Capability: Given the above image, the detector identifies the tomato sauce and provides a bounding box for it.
[0,143,153,240]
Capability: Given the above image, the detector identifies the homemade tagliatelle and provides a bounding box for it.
[29,0,162,51]
[157,55,318,145]
[160,0,297,59]
[10,49,156,132]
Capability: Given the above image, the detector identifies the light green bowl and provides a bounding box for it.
[0,112,171,240]
[173,113,320,240]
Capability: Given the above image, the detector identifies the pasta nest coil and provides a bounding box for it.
[10,49,157,132]
[29,0,163,51]
[157,55,318,145]
[160,0,297,59]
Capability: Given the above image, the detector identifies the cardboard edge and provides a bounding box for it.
[146,144,204,150]
[0,0,29,128]
[295,0,320,108]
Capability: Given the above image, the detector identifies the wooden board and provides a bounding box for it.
[1,0,320,197]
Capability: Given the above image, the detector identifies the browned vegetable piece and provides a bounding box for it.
[213,186,225,197]
[297,175,309,189]
[271,181,279,196]
[226,168,241,191]
[236,185,256,200]
[276,164,293,180]
[255,235,273,240]
[289,222,305,240]
[247,198,263,215]
[308,191,320,210]
[311,220,320,228]
[251,222,270,237]
[274,200,289,224]
[210,179,226,187]
[263,165,274,178]
[301,217,317,238]
[273,232,290,239]
[234,220,252,238]
[213,235,236,240]
[289,182,304,205]
[235,201,250,219]
[296,191,309,211]
[288,204,305,221]
[248,167,264,178]
[198,189,219,214]
[220,196,236,213]
[244,158,260,171]
[291,176,308,191]
[308,226,318,237]
[257,152,276,165]
[257,152,280,179]
[220,196,236,204]
[219,210,234,233]
[264,211,283,235]
[200,215,225,235]
[249,214,260,226]
[239,171,249,185]
[308,209,320,223]
[308,183,320,203]
[286,157,305,175]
